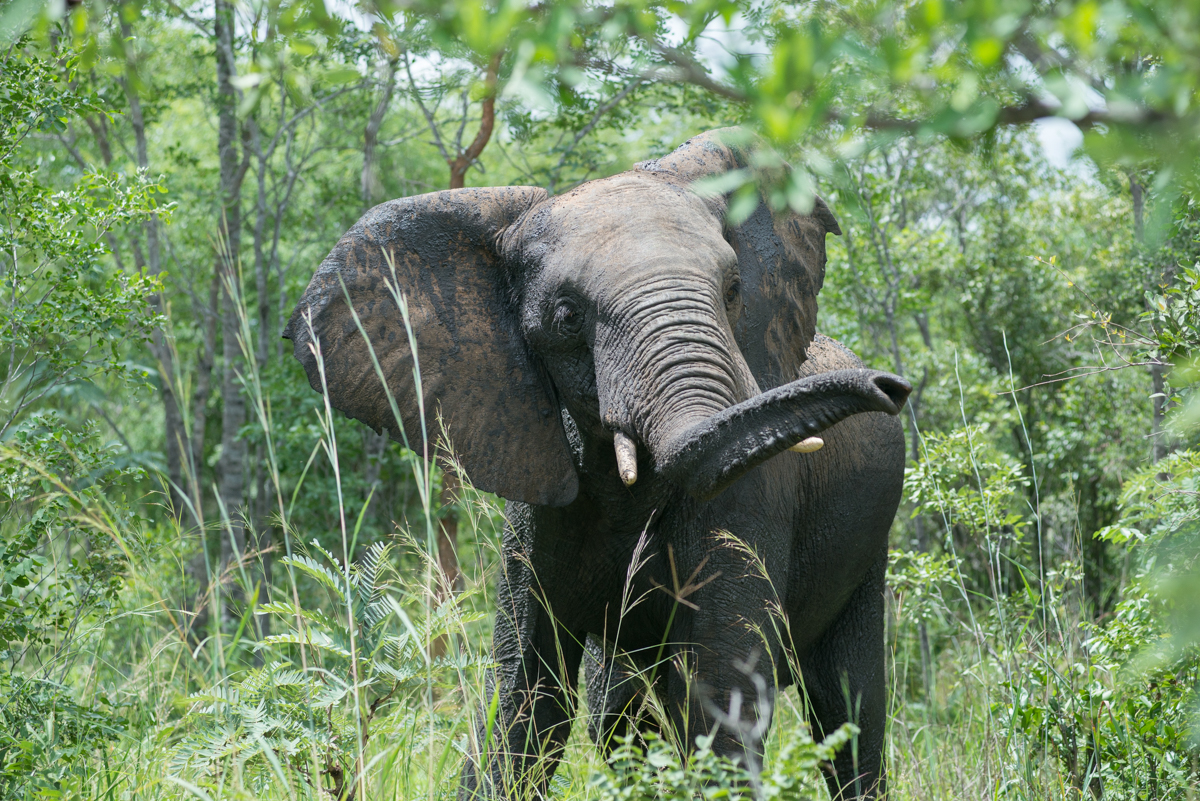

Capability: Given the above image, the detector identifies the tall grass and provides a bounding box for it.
[7,281,1197,800]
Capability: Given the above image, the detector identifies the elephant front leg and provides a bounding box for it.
[583,635,665,756]
[664,643,781,772]
[459,533,583,800]
[657,594,786,776]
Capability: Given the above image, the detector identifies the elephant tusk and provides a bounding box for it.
[614,432,638,486]
[790,436,824,453]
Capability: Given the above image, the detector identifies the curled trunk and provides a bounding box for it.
[598,281,910,499]
[653,368,910,499]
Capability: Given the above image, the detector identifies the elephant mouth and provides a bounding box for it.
[638,369,910,500]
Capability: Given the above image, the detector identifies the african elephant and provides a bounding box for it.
[284,128,910,800]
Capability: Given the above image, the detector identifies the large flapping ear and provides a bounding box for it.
[635,128,841,390]
[284,187,579,507]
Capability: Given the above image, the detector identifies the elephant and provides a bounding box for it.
[284,128,910,800]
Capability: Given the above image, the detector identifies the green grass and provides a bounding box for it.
[5,290,1198,801]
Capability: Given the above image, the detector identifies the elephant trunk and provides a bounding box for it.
[653,369,911,499]
[596,278,911,499]
[595,276,759,474]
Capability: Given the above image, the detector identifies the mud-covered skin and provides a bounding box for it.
[286,129,909,800]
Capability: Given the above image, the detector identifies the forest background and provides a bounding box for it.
[4,0,1200,798]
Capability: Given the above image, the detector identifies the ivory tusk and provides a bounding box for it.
[790,436,824,453]
[614,431,638,486]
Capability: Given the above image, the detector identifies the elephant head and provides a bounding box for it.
[284,129,909,506]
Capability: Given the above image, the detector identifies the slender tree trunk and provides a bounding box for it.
[404,50,503,652]
[909,369,934,705]
[437,471,463,598]
[1133,174,1171,464]
[431,470,462,658]
[119,17,186,515]
[184,269,220,641]
[248,116,273,646]
[251,120,271,376]
[362,56,398,206]
[363,430,388,521]
[431,53,500,606]
[857,173,939,703]
[1131,176,1145,244]
[1151,364,1168,462]
[446,53,500,189]
[191,271,220,500]
[215,0,248,615]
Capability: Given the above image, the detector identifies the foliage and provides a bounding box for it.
[0,673,125,799]
[991,448,1200,800]
[887,549,960,624]
[1149,259,1200,437]
[0,411,140,796]
[0,40,165,436]
[173,539,487,797]
[1004,574,1199,798]
[589,724,854,801]
[1096,450,1200,551]
[292,0,1200,229]
[1098,449,1200,670]
[0,412,141,670]
[907,425,1029,541]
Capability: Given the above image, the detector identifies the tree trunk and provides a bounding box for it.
[363,430,388,523]
[184,268,220,642]
[1133,173,1171,465]
[446,53,500,190]
[119,16,186,516]
[404,50,503,652]
[427,53,501,616]
[431,469,462,658]
[909,369,934,706]
[362,56,398,206]
[191,271,220,504]
[1131,175,1144,243]
[215,0,248,615]
[437,471,462,598]
[247,116,273,645]
[1151,363,1169,463]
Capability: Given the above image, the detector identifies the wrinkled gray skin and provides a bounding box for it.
[285,129,910,800]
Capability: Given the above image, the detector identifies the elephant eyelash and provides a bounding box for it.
[724,281,741,304]
[552,301,583,335]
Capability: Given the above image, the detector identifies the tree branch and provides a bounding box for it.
[446,51,502,188]
[641,39,748,101]
[548,76,643,194]
[403,49,452,164]
[855,96,1169,134]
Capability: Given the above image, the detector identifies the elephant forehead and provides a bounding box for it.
[534,175,734,277]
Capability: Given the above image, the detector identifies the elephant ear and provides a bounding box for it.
[635,128,841,390]
[284,187,579,507]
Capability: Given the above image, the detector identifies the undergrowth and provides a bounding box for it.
[3,303,1197,801]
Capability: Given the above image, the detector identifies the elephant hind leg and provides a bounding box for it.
[795,563,888,800]
[583,635,664,757]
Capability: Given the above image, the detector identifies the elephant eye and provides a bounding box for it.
[553,300,583,336]
[725,281,741,305]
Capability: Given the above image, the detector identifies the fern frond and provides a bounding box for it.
[356,541,390,609]
[258,600,343,633]
[259,630,353,659]
[307,539,352,586]
[279,552,347,599]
